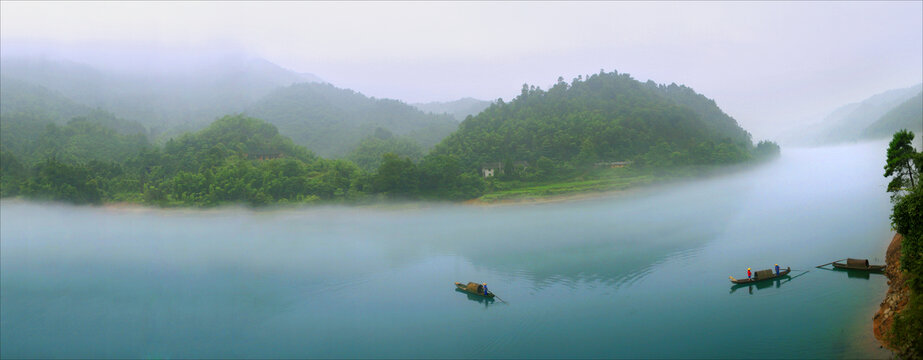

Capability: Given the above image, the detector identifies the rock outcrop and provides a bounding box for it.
[874,233,909,351]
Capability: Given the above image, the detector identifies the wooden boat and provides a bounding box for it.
[729,267,790,284]
[454,281,495,298]
[832,258,885,272]
[455,288,496,304]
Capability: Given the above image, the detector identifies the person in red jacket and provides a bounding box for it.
[747,267,751,279]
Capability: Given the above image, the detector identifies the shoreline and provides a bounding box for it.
[463,186,640,207]
[2,184,644,212]
[873,233,907,353]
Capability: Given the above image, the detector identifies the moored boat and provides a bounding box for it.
[729,267,790,284]
[832,258,885,272]
[454,281,495,298]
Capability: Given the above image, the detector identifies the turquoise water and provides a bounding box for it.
[0,142,895,358]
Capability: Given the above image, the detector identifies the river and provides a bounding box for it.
[0,141,896,358]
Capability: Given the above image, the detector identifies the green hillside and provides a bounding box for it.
[246,82,459,157]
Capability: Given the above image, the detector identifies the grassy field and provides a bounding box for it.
[478,168,656,202]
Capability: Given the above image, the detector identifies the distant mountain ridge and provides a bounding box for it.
[863,91,923,139]
[790,83,922,145]
[412,97,492,121]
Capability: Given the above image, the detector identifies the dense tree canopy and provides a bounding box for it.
[347,129,424,171]
[1,115,366,206]
[0,112,150,165]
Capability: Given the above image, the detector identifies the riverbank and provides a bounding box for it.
[464,185,642,206]
[874,233,907,352]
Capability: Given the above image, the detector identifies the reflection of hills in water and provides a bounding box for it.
[254,174,752,288]
[411,179,748,287]
[0,168,747,292]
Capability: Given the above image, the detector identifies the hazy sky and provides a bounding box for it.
[1,1,921,140]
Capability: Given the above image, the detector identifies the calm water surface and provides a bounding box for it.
[1,142,896,358]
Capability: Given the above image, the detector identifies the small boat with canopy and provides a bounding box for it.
[454,281,495,298]
[729,267,790,284]
[831,258,885,272]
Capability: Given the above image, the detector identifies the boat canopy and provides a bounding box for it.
[754,269,774,279]
[847,258,870,268]
[463,282,484,294]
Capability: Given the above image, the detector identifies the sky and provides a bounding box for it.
[1,1,921,141]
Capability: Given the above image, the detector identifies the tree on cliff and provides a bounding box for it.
[884,129,923,358]
[884,129,923,196]
[885,130,922,291]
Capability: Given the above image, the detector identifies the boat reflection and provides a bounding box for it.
[813,265,886,280]
[455,288,495,308]
[729,270,808,294]
[831,267,885,280]
[730,275,789,294]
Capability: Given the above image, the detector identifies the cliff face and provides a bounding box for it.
[874,233,908,350]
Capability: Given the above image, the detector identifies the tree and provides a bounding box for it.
[21,157,102,204]
[574,138,599,166]
[891,182,923,291]
[884,130,921,196]
[372,153,419,198]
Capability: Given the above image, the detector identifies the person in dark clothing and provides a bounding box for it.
[775,264,780,275]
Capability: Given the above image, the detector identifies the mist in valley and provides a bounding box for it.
[0,140,898,358]
[1,2,921,359]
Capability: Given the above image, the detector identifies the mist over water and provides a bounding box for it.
[1,141,894,358]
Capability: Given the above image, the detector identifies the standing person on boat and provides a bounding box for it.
[482,283,488,295]
[747,268,751,280]
[775,264,780,275]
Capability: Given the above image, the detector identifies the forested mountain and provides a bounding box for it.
[863,91,923,139]
[0,56,322,135]
[246,82,459,157]
[791,83,922,145]
[0,76,93,123]
[1,65,780,206]
[428,71,762,170]
[412,97,492,121]
[0,75,148,137]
